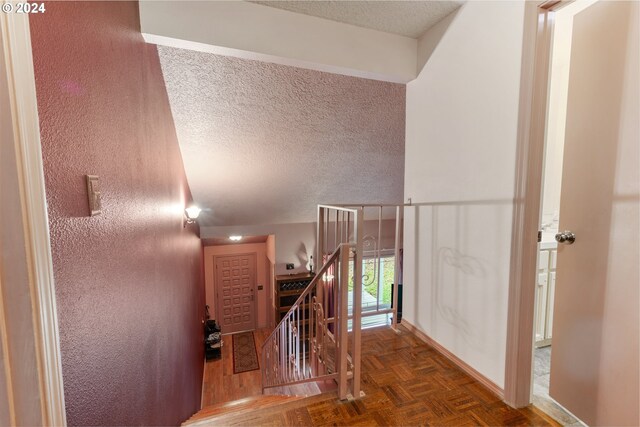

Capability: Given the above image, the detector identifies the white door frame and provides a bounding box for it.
[504,0,574,408]
[0,11,66,426]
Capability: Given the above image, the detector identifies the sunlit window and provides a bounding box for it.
[348,255,395,310]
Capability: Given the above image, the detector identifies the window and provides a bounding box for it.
[348,255,395,310]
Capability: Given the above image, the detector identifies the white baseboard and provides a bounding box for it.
[400,319,504,399]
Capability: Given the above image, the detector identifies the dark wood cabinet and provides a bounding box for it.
[274,273,314,323]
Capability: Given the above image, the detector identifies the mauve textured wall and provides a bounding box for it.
[29,2,204,425]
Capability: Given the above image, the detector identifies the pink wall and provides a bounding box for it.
[202,222,316,275]
[266,235,276,326]
[203,243,270,329]
[29,2,205,425]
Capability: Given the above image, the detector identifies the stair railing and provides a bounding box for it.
[261,242,359,399]
[316,205,363,398]
[320,204,404,331]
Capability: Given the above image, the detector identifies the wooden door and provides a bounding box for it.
[548,1,639,425]
[215,254,257,334]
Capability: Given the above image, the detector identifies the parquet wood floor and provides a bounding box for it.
[199,326,559,426]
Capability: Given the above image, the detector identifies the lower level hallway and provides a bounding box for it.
[196,326,560,426]
[201,329,266,406]
[201,329,325,407]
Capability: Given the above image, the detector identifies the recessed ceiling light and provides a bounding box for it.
[229,235,243,241]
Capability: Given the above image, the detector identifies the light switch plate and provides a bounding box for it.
[86,175,101,216]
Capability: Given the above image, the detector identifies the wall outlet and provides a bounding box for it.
[286,263,294,270]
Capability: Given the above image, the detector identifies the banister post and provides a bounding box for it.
[352,209,363,398]
[392,205,403,331]
[315,206,325,377]
[338,246,349,399]
[317,206,324,303]
[317,206,324,263]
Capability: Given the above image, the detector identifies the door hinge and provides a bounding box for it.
[537,230,542,243]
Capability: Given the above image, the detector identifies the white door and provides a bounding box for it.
[215,254,257,334]
[548,1,639,425]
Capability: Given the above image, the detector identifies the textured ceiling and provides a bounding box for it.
[158,47,405,226]
[250,1,463,38]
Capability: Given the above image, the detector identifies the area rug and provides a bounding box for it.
[232,331,259,374]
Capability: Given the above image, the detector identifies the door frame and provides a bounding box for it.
[504,0,574,408]
[213,252,258,333]
[1,11,66,426]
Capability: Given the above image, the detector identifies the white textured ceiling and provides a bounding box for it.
[250,1,463,38]
[158,47,405,226]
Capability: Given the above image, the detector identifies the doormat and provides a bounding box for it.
[232,331,259,374]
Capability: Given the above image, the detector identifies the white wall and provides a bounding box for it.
[403,1,526,389]
[140,0,417,83]
[266,235,276,326]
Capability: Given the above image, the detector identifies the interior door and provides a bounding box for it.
[548,1,639,426]
[215,254,257,334]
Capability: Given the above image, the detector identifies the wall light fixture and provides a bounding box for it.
[184,205,201,227]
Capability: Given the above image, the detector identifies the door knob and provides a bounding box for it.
[555,230,576,245]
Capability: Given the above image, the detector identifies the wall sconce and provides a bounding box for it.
[184,205,201,227]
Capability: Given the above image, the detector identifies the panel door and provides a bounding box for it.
[215,254,256,334]
[548,1,639,425]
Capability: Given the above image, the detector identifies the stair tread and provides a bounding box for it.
[183,391,339,426]
[184,394,298,423]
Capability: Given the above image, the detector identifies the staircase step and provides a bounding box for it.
[263,378,336,398]
[183,395,301,425]
[183,391,339,426]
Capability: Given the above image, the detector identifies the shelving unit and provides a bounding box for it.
[274,273,314,322]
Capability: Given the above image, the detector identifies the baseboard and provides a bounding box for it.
[400,319,504,399]
[200,357,206,410]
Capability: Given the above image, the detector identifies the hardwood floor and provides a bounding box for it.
[202,329,264,407]
[199,326,560,426]
[202,329,322,407]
